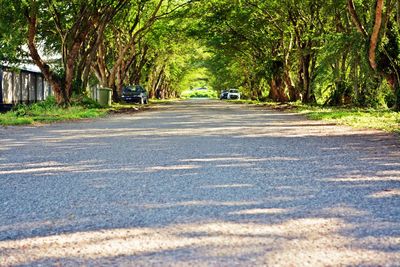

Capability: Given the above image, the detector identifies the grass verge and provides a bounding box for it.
[227,99,400,134]
[296,106,400,134]
[227,99,276,106]
[0,96,107,126]
[3,96,399,134]
[0,96,164,126]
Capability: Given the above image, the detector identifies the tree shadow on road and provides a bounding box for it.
[0,102,399,265]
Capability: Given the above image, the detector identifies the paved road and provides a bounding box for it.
[0,100,400,266]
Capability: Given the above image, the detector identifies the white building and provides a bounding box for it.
[0,63,53,106]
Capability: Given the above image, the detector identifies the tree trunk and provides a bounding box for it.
[369,0,384,71]
[347,0,384,71]
[269,79,279,102]
[395,83,400,111]
[270,75,288,102]
[301,54,312,103]
[387,72,400,110]
[352,56,360,103]
[285,68,298,101]
[26,10,65,104]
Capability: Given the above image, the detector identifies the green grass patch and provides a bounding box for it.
[0,96,169,127]
[110,102,140,109]
[0,115,33,126]
[293,105,400,134]
[0,96,108,126]
[227,99,278,106]
[227,99,259,104]
[228,99,400,134]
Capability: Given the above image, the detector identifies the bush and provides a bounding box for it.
[258,96,269,102]
[71,95,102,109]
[1,95,107,126]
[12,96,58,117]
[35,96,58,109]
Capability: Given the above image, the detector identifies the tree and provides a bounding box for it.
[93,0,193,100]
[2,0,399,108]
[0,1,27,62]
[20,0,127,105]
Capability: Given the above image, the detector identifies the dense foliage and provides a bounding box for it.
[1,0,399,110]
[191,0,400,110]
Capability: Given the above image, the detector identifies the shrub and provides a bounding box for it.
[12,96,58,117]
[1,95,106,126]
[71,95,102,109]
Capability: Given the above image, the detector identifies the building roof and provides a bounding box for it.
[1,61,44,74]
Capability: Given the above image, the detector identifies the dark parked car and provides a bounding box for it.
[220,90,229,100]
[121,85,149,104]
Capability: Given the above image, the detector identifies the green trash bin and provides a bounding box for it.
[98,87,112,106]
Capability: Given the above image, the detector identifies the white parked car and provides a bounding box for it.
[227,89,240,100]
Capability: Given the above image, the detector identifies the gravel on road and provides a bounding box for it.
[0,100,399,266]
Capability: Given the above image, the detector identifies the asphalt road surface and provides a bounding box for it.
[1,100,399,266]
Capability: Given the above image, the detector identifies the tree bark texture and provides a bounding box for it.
[369,0,384,71]
[26,10,64,104]
[347,0,368,37]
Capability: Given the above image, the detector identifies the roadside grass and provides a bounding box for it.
[0,97,170,126]
[227,99,277,106]
[0,96,107,126]
[3,96,399,134]
[109,102,141,110]
[227,99,400,134]
[296,106,400,134]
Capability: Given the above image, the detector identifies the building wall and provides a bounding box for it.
[1,67,53,104]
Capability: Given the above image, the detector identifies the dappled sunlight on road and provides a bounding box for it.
[1,102,388,154]
[316,205,370,217]
[39,124,368,139]
[228,208,289,215]
[136,200,263,209]
[369,189,400,198]
[324,175,400,182]
[200,183,254,189]
[0,160,201,176]
[182,156,299,162]
[1,217,399,266]
[1,100,399,265]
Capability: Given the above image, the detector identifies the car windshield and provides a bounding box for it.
[123,86,141,93]
[229,89,238,93]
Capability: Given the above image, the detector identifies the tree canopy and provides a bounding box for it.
[1,0,399,109]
